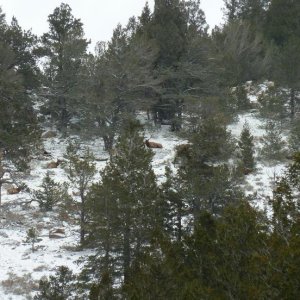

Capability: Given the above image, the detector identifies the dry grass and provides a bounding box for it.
[1,272,39,297]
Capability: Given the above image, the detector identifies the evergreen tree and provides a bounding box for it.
[185,0,208,37]
[26,227,39,252]
[80,23,157,150]
[86,120,159,284]
[34,266,78,300]
[89,270,116,300]
[258,85,287,120]
[213,20,270,86]
[64,142,96,245]
[160,166,187,241]
[150,0,187,67]
[137,1,152,37]
[178,115,241,220]
[187,115,234,165]
[224,0,269,26]
[232,85,251,110]
[238,122,255,170]
[268,154,300,299]
[124,201,270,299]
[0,10,40,168]
[289,120,300,152]
[32,172,70,211]
[41,3,89,129]
[265,0,300,118]
[3,17,40,89]
[224,0,240,21]
[260,120,286,161]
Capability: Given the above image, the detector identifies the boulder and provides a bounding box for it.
[49,228,65,239]
[41,130,57,139]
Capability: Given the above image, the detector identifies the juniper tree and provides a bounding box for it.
[289,120,300,153]
[32,172,70,211]
[238,122,255,170]
[86,119,159,284]
[34,266,78,300]
[265,0,300,118]
[64,141,96,245]
[258,86,287,120]
[0,10,40,168]
[260,120,286,162]
[160,166,187,241]
[179,115,241,221]
[26,227,39,252]
[80,23,157,150]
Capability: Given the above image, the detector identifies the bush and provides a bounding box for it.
[32,172,70,211]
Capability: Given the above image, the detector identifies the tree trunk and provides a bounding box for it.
[103,134,114,151]
[80,194,85,245]
[177,203,182,242]
[0,182,2,206]
[123,224,131,284]
[290,88,295,118]
[59,97,69,130]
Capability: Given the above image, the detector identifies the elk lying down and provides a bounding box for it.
[7,186,22,195]
[145,139,163,149]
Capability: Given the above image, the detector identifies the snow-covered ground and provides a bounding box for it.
[0,122,185,299]
[0,81,292,298]
[228,110,286,212]
[228,81,289,212]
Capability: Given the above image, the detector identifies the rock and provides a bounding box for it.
[49,228,65,239]
[46,159,63,169]
[41,130,57,139]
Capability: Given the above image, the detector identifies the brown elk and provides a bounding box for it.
[145,139,163,149]
[46,159,63,169]
[7,186,22,195]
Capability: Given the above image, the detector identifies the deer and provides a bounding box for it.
[145,137,163,149]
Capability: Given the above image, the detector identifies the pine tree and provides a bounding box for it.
[238,122,255,170]
[185,0,208,37]
[0,10,40,168]
[41,3,89,129]
[86,120,159,284]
